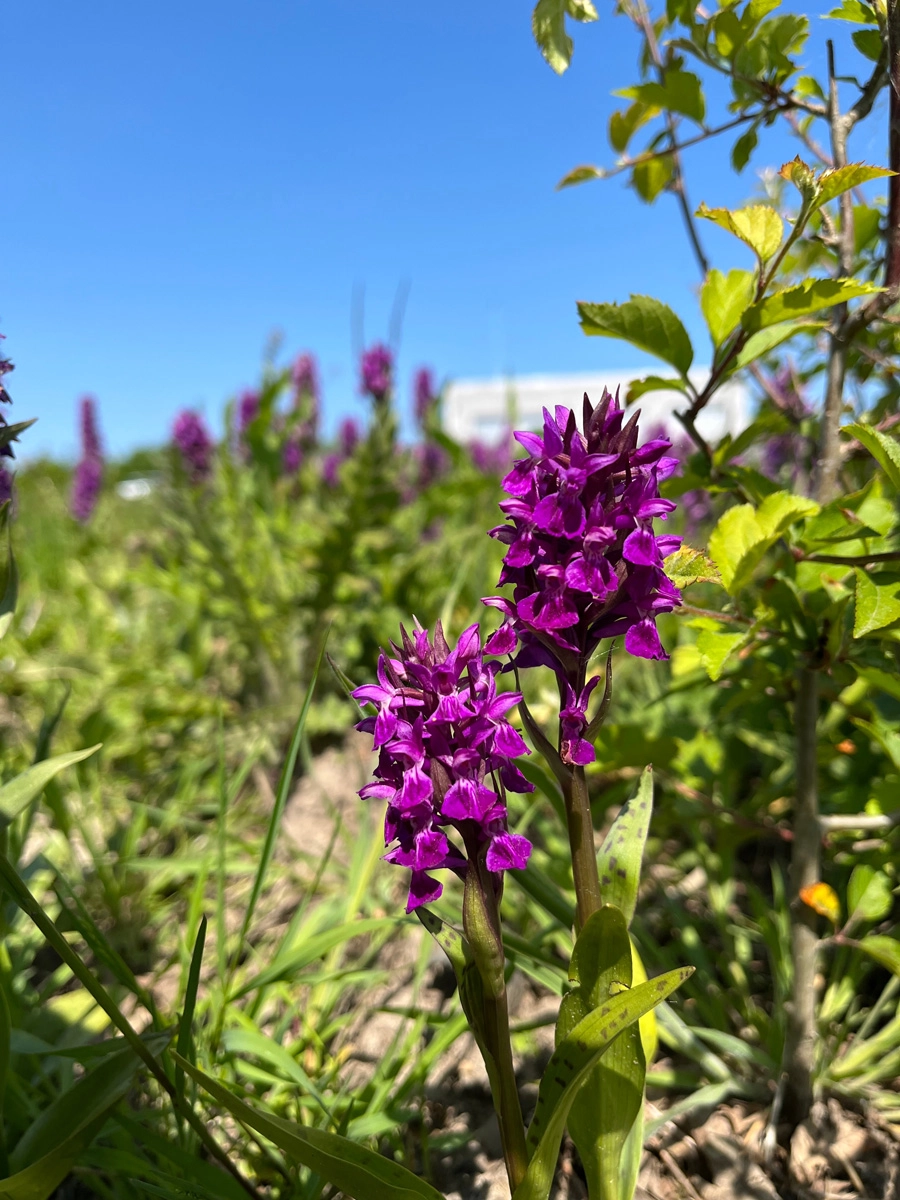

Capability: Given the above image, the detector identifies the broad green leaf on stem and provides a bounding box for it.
[847,866,893,924]
[853,27,883,58]
[578,296,693,375]
[532,0,598,75]
[844,423,900,490]
[756,491,820,537]
[696,203,783,262]
[804,480,896,543]
[857,935,900,976]
[853,717,900,770]
[0,745,101,829]
[708,492,818,593]
[812,164,894,211]
[514,966,692,1200]
[854,570,900,637]
[701,269,755,345]
[731,125,759,172]
[625,376,688,403]
[730,321,825,371]
[597,768,653,924]
[632,155,674,203]
[174,1054,445,1200]
[609,102,659,154]
[560,907,644,1200]
[696,628,747,681]
[618,70,705,123]
[558,164,604,189]
[826,0,878,22]
[747,278,882,330]
[663,546,722,590]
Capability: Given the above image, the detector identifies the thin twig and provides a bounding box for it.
[631,0,710,276]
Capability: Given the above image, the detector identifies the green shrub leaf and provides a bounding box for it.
[578,296,693,375]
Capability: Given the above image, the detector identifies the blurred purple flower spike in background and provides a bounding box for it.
[360,343,393,404]
[173,410,213,481]
[352,620,533,913]
[70,396,105,523]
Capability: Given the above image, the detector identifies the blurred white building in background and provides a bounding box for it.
[442,370,751,446]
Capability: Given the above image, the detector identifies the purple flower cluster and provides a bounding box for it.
[173,410,213,481]
[71,396,104,523]
[485,392,682,668]
[360,343,393,404]
[283,438,304,474]
[353,621,533,912]
[291,352,320,449]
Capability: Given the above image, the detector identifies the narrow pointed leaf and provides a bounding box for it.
[174,1054,445,1200]
[0,745,101,828]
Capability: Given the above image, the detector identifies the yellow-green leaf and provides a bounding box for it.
[557,164,604,189]
[532,0,599,74]
[814,164,894,210]
[748,278,882,329]
[701,268,755,345]
[696,202,783,262]
[731,321,826,371]
[663,545,722,589]
[696,628,747,680]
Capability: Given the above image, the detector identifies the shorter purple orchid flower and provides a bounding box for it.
[353,620,533,913]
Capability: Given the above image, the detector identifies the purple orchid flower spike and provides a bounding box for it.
[352,620,533,913]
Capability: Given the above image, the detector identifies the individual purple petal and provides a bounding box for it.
[486,833,532,872]
[405,871,443,912]
[485,622,517,655]
[441,779,497,823]
[624,618,667,660]
[492,723,528,758]
[623,528,661,567]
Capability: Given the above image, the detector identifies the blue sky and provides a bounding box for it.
[3,0,872,459]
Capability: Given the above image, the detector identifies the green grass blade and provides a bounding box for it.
[0,745,101,829]
[174,1054,446,1200]
[233,638,326,966]
[175,915,207,1108]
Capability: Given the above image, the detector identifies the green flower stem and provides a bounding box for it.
[463,861,528,1192]
[562,765,603,934]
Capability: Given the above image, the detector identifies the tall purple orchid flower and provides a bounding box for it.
[352,620,533,913]
[173,410,213,481]
[360,343,393,404]
[484,391,681,931]
[71,396,104,524]
[485,391,682,673]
